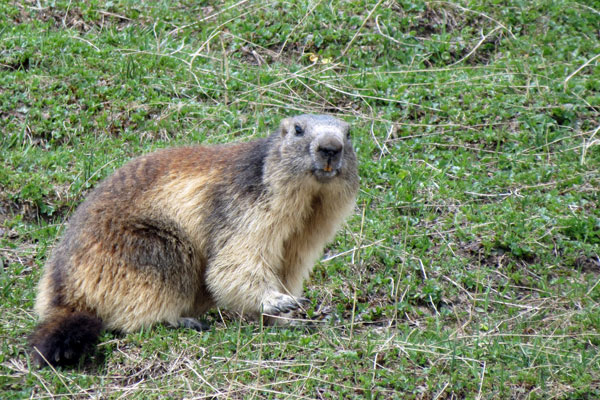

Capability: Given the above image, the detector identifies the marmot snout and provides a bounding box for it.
[30,114,359,367]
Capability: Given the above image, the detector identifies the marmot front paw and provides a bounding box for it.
[261,292,310,315]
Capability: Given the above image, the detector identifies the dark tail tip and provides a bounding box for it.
[29,310,103,367]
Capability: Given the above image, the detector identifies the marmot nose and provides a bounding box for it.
[317,143,342,159]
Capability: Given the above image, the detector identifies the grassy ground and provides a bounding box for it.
[1,0,599,398]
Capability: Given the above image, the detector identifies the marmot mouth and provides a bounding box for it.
[313,168,339,182]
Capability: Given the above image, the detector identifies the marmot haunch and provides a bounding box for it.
[29,114,359,367]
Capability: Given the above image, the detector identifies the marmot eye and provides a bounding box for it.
[346,129,351,139]
[294,124,304,136]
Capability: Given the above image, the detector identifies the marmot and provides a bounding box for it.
[29,114,359,367]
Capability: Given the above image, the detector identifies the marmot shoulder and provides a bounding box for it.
[29,114,359,367]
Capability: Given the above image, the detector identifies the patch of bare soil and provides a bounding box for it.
[415,4,464,36]
[11,1,136,33]
[391,2,504,65]
[574,254,600,273]
[0,100,30,132]
[0,184,73,226]
[393,2,491,38]
[229,40,307,68]
[0,49,31,72]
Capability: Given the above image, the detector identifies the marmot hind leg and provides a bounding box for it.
[67,216,203,333]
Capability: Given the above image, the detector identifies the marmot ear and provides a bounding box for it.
[279,118,293,137]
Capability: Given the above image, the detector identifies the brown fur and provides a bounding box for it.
[31,114,359,366]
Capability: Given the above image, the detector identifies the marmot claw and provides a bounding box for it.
[262,293,309,315]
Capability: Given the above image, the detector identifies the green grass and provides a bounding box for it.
[1,0,599,398]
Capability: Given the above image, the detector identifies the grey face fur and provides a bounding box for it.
[279,114,353,183]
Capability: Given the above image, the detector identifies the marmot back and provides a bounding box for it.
[30,114,359,367]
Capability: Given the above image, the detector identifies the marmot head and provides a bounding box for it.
[278,114,356,183]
